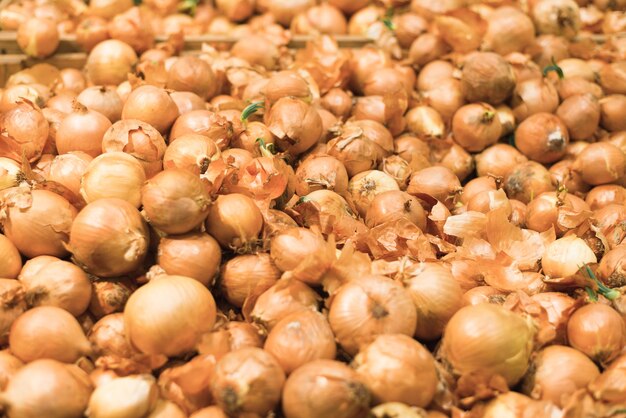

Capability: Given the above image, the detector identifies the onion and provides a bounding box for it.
[211,347,285,416]
[80,152,146,208]
[292,4,348,34]
[167,56,217,100]
[294,154,348,196]
[594,204,626,250]
[163,134,220,175]
[407,166,461,209]
[156,232,221,287]
[0,279,26,347]
[87,375,158,418]
[264,310,335,374]
[328,274,417,355]
[75,17,110,52]
[515,113,569,164]
[393,12,427,49]
[142,168,210,235]
[264,71,313,105]
[231,36,280,70]
[89,278,136,319]
[549,159,590,195]
[170,110,233,150]
[125,275,216,356]
[402,263,464,341]
[406,105,445,140]
[475,144,527,179]
[599,62,626,95]
[320,88,353,119]
[365,190,426,230]
[484,6,535,55]
[586,185,626,210]
[597,246,626,288]
[77,86,123,123]
[0,85,48,113]
[408,33,450,68]
[522,345,600,406]
[567,303,625,365]
[220,253,280,308]
[461,52,516,105]
[89,0,132,19]
[56,101,111,158]
[0,233,22,279]
[282,360,370,418]
[555,94,600,141]
[45,152,92,198]
[511,78,560,122]
[205,193,263,250]
[18,256,91,317]
[68,198,149,277]
[557,76,603,101]
[265,0,314,26]
[353,334,437,407]
[86,40,138,86]
[122,85,179,135]
[542,235,596,279]
[102,119,167,178]
[16,17,59,58]
[600,95,626,132]
[0,99,49,163]
[0,157,22,192]
[215,0,254,22]
[197,321,263,360]
[504,161,555,204]
[108,7,154,54]
[171,92,206,115]
[10,306,91,363]
[0,350,22,390]
[452,103,502,152]
[0,359,92,418]
[266,98,322,156]
[573,142,626,185]
[348,170,399,217]
[47,92,76,115]
[1,187,76,258]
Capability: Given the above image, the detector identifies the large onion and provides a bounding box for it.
[122,85,179,134]
[124,275,216,357]
[86,39,138,86]
[205,193,263,250]
[0,99,48,163]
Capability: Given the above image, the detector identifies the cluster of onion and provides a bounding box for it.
[2,0,626,417]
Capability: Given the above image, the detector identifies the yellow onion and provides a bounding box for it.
[402,263,464,341]
[56,101,112,158]
[348,170,400,217]
[263,71,313,105]
[220,253,280,308]
[352,334,437,407]
[588,353,626,403]
[170,110,233,150]
[586,185,626,210]
[141,168,211,235]
[87,375,158,418]
[407,166,461,209]
[163,134,220,175]
[9,306,91,363]
[215,0,254,22]
[600,95,626,132]
[205,193,263,250]
[171,92,206,116]
[102,119,167,178]
[68,198,149,277]
[46,152,93,197]
[452,102,502,152]
[511,78,559,122]
[542,235,597,278]
[484,6,535,54]
[80,152,146,208]
[75,17,110,52]
[264,310,336,374]
[0,279,26,347]
[549,160,590,196]
[294,154,349,196]
[0,158,22,192]
[86,40,138,86]
[266,98,322,156]
[371,403,432,418]
[167,56,218,100]
[567,303,625,365]
[157,232,221,287]
[16,17,59,58]
[328,274,417,355]
[77,86,124,123]
[231,36,280,71]
[504,161,555,204]
[282,359,370,418]
[515,113,569,164]
[597,245,626,288]
[408,33,450,68]
[406,105,445,140]
[197,321,263,361]
[600,62,626,95]
[0,187,76,258]
[0,99,49,163]
[556,94,600,141]
[441,304,534,386]
[0,350,23,390]
[482,392,561,418]
[211,347,285,416]
[124,275,216,356]
[89,278,136,319]
[18,256,92,317]
[0,359,92,418]
[147,400,186,418]
[532,0,580,38]
[365,190,426,230]
[521,345,600,407]
[107,7,154,54]
[573,142,626,185]
[0,233,22,279]
[122,85,179,135]
[461,52,516,105]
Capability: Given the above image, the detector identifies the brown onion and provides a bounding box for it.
[142,168,211,235]
[170,110,233,150]
[484,6,535,54]
[1,188,76,258]
[250,279,320,330]
[365,190,426,230]
[266,98,322,156]
[586,185,626,210]
[77,86,123,123]
[163,134,220,175]
[511,78,560,122]
[17,17,59,58]
[532,0,580,39]
[122,85,179,135]
[0,233,22,279]
[408,33,450,68]
[231,36,280,70]
[515,113,569,164]
[452,103,502,152]
[87,374,158,417]
[295,154,348,195]
[45,152,93,197]
[292,3,347,34]
[56,101,111,157]
[549,159,590,195]
[282,360,370,418]
[205,193,263,250]
[86,39,138,86]
[0,350,22,390]
[599,62,626,95]
[0,99,49,162]
[407,166,461,209]
[211,347,285,416]
[167,56,218,100]
[461,52,516,105]
[348,170,399,217]
[406,105,445,140]
[10,306,91,363]
[353,334,437,407]
[125,275,216,356]
[171,92,206,115]
[475,144,527,179]
[81,152,146,207]
[157,232,221,287]
[600,95,626,132]
[75,17,110,52]
[0,279,26,347]
[89,278,136,319]
[107,7,154,53]
[556,94,600,141]
[68,198,149,277]
[573,142,626,185]
[18,256,92,317]
[220,253,280,308]
[567,303,625,365]
[504,161,555,203]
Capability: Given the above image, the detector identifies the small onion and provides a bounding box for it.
[600,95,626,132]
[205,193,263,250]
[328,274,417,355]
[56,101,111,158]
[157,232,221,287]
[504,161,555,204]
[9,306,91,363]
[291,3,347,34]
[511,78,560,122]
[572,142,626,185]
[352,334,437,407]
[348,170,399,217]
[197,321,263,360]
[475,144,527,179]
[86,39,138,86]
[586,185,626,210]
[294,154,349,195]
[87,375,158,418]
[210,347,285,416]
[167,56,218,100]
[16,17,59,58]
[0,350,23,390]
[461,52,516,105]
[89,278,136,319]
[441,304,534,386]
[250,279,320,330]
[122,85,179,135]
[407,166,461,209]
[556,94,600,141]
[532,0,581,39]
[0,99,49,163]
[77,86,124,123]
[18,256,92,317]
[567,303,626,365]
[264,310,336,374]
[170,92,206,115]
[68,198,149,277]
[75,17,110,52]
[267,97,322,156]
[365,190,426,230]
[80,152,146,207]
[484,6,535,54]
[170,110,233,150]
[220,253,280,308]
[452,103,502,152]
[47,152,93,197]
[141,168,211,235]
[282,360,370,418]
[515,113,569,164]
[1,188,76,258]
[406,105,445,140]
[0,359,92,418]
[542,235,597,278]
[163,134,220,175]
[597,245,626,288]
[125,275,216,356]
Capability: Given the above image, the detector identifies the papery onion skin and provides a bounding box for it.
[597,245,626,288]
[16,17,59,58]
[441,303,534,386]
[567,303,626,365]
[124,275,217,357]
[264,310,336,374]
[352,334,437,407]
[0,279,27,347]
[47,152,93,197]
[68,198,149,277]
[0,350,23,391]
[521,345,600,407]
[157,232,222,287]
[267,97,323,156]
[210,347,285,416]
[0,100,49,163]
[0,359,92,418]
[328,274,417,355]
[86,374,158,418]
[282,359,370,418]
[9,306,91,363]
